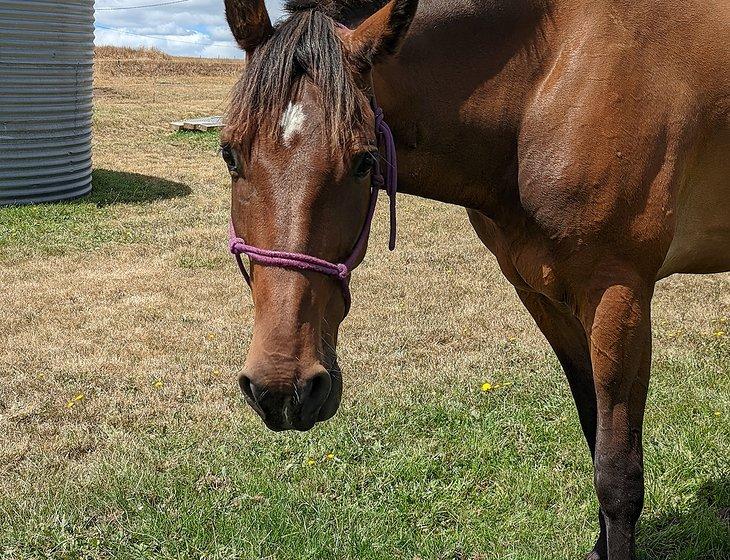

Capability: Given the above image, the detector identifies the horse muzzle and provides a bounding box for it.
[239,364,342,431]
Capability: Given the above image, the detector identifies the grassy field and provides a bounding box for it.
[93,46,243,77]
[0,55,728,560]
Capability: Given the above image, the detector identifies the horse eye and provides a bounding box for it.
[354,151,377,178]
[220,145,238,174]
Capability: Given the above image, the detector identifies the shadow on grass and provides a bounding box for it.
[0,170,191,256]
[638,478,730,559]
[80,169,191,206]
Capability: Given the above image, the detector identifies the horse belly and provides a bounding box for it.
[658,127,730,279]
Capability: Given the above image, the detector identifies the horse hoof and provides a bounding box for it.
[584,551,602,560]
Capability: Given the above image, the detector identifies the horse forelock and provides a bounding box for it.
[284,0,388,24]
[227,6,371,150]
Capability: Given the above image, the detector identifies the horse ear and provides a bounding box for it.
[225,0,274,56]
[345,0,419,71]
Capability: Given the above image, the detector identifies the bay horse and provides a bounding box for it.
[220,0,730,558]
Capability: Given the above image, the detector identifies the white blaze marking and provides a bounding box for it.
[280,102,305,144]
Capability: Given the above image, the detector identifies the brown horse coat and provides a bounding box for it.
[222,0,729,558]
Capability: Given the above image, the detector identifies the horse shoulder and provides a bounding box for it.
[514,2,729,278]
[520,56,714,276]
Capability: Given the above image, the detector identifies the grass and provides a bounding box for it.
[95,46,173,60]
[168,130,222,152]
[0,170,190,260]
[94,46,242,77]
[0,62,728,559]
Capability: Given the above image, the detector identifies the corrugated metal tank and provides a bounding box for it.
[0,0,95,205]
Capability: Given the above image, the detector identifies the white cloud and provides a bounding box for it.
[95,0,286,58]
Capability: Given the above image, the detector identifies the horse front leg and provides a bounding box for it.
[515,289,607,559]
[580,275,653,560]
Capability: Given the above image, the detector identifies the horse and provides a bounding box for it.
[219,0,729,558]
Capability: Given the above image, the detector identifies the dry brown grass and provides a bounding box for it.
[1,72,242,470]
[95,46,173,60]
[0,62,727,559]
[94,45,243,77]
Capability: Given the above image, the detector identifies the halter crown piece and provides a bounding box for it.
[228,98,398,317]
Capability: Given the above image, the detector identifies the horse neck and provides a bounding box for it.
[373,0,558,212]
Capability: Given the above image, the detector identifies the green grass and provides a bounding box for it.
[1,345,727,560]
[177,253,226,270]
[0,134,217,263]
[0,170,190,261]
[167,130,221,152]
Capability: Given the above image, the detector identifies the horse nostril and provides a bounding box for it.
[238,374,257,402]
[298,369,331,422]
[239,373,270,422]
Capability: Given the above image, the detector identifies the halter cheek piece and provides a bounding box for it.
[228,98,398,317]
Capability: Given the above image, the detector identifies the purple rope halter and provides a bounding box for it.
[229,98,398,317]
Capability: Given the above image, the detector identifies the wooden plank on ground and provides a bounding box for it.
[170,116,224,132]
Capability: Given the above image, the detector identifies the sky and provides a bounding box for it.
[94,0,286,59]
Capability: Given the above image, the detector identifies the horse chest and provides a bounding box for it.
[467,209,568,303]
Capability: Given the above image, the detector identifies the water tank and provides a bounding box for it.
[0,0,95,205]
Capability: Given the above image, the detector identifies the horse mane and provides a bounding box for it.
[284,0,388,24]
[227,0,386,149]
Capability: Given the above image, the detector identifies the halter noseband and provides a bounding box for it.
[228,99,397,317]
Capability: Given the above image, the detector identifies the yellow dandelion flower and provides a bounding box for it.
[213,369,221,376]
[153,380,163,389]
[325,453,335,460]
[715,411,722,417]
[481,382,492,392]
[713,330,726,337]
[67,393,85,408]
[206,333,216,340]
[306,458,316,466]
